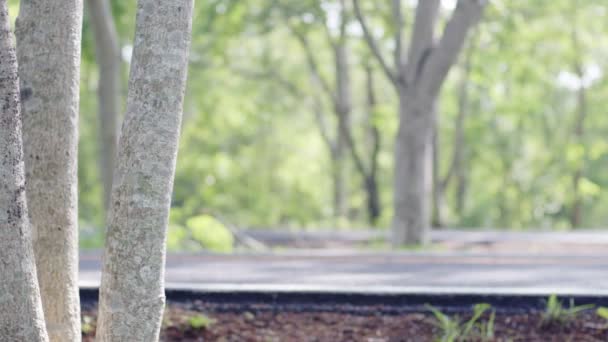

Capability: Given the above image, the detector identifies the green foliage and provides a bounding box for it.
[166,224,190,252]
[186,215,234,252]
[596,307,608,320]
[427,303,495,342]
[187,314,215,330]
[541,295,594,327]
[76,0,608,249]
[81,315,95,334]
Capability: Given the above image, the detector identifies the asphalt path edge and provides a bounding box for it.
[79,285,608,314]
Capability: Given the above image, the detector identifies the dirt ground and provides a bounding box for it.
[82,302,608,341]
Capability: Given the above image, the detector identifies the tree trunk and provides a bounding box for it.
[392,88,434,245]
[15,0,83,340]
[569,17,586,229]
[364,62,382,224]
[453,83,470,218]
[570,79,587,228]
[0,4,49,340]
[333,32,351,224]
[431,107,447,228]
[95,0,194,340]
[88,0,121,214]
[331,151,348,223]
[354,0,486,245]
[455,163,468,215]
[365,176,381,223]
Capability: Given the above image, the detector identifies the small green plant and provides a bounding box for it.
[595,306,608,329]
[81,315,95,335]
[541,294,594,327]
[478,309,495,340]
[186,215,234,252]
[187,313,215,330]
[427,303,495,342]
[597,307,608,320]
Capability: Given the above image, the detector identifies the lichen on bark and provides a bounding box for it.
[0,1,49,340]
[95,0,194,340]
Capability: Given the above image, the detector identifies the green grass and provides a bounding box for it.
[541,294,594,327]
[427,303,495,342]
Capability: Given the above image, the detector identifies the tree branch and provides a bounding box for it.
[311,77,337,155]
[352,0,399,86]
[392,0,404,73]
[404,0,440,85]
[342,114,369,178]
[288,24,338,105]
[231,65,303,98]
[419,0,487,98]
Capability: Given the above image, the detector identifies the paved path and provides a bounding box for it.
[80,251,608,295]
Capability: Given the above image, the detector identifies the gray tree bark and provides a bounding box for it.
[0,2,49,340]
[88,0,121,214]
[15,0,83,340]
[95,0,194,340]
[354,0,486,245]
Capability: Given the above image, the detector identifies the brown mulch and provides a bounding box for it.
[81,303,608,341]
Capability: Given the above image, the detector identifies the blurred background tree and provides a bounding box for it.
[9,0,608,249]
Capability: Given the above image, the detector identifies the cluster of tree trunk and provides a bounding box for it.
[0,0,194,340]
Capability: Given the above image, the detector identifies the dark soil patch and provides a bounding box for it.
[81,302,608,341]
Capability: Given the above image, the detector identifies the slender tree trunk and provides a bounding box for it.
[88,0,121,213]
[331,151,348,223]
[455,162,468,215]
[452,36,475,221]
[364,63,381,224]
[453,80,470,217]
[392,87,434,245]
[431,106,447,228]
[96,0,194,340]
[570,80,587,228]
[0,4,49,340]
[333,33,351,224]
[365,176,381,223]
[569,16,586,229]
[15,1,83,340]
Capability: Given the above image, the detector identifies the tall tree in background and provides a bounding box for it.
[432,34,477,227]
[0,2,49,339]
[287,1,352,223]
[16,0,83,339]
[88,0,121,215]
[355,60,383,223]
[354,0,487,244]
[96,0,194,339]
[286,0,382,224]
[568,6,588,228]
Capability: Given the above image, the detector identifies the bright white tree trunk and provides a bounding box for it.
[15,0,83,340]
[0,2,49,340]
[96,0,194,340]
